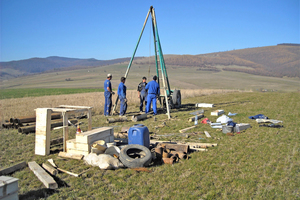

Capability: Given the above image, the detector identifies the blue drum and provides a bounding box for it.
[128,124,150,148]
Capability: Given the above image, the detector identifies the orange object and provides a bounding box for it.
[76,125,82,134]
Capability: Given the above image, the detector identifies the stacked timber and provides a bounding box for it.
[2,113,62,131]
[66,127,114,156]
[18,119,78,134]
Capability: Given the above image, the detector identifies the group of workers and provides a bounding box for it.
[104,74,160,117]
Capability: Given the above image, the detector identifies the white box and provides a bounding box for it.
[211,110,224,116]
[0,176,19,198]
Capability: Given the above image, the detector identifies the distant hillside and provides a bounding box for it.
[135,44,300,78]
[0,56,132,79]
[1,44,299,79]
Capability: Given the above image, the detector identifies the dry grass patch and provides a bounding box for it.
[0,89,244,123]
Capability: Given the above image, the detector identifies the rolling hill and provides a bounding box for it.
[0,44,299,80]
[135,44,300,78]
[0,56,133,79]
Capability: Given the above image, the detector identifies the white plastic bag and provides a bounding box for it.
[216,115,233,123]
[84,153,124,170]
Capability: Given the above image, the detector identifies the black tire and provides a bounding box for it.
[172,90,181,108]
[163,97,174,109]
[119,144,152,168]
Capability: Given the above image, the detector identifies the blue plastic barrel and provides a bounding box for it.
[128,124,150,148]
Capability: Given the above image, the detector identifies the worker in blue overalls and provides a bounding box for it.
[145,75,160,115]
[118,77,127,116]
[104,74,114,116]
[137,76,148,113]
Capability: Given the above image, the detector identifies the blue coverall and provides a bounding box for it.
[137,81,148,112]
[145,80,160,115]
[118,82,127,116]
[104,79,112,116]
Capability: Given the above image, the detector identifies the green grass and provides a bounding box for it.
[0,88,104,99]
[0,92,299,199]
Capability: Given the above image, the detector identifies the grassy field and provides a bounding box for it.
[0,88,103,99]
[1,63,299,92]
[0,91,299,199]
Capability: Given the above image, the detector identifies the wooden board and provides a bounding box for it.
[66,149,89,156]
[42,163,58,176]
[35,108,52,156]
[0,161,26,175]
[58,152,84,160]
[179,126,196,133]
[28,161,58,189]
[204,131,212,138]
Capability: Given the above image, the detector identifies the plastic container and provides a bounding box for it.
[128,124,150,148]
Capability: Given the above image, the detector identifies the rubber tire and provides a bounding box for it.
[172,90,181,107]
[119,144,152,168]
[163,97,174,109]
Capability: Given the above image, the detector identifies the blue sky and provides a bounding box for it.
[0,0,299,62]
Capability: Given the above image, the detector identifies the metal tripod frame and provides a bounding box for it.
[112,6,171,119]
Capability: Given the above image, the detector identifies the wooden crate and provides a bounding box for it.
[0,176,19,199]
[67,127,114,155]
[76,127,114,144]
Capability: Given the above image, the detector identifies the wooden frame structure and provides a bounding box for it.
[35,105,93,156]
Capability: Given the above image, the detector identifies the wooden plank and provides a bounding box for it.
[150,140,217,147]
[0,161,26,175]
[58,152,84,160]
[35,108,52,155]
[179,126,196,133]
[50,137,63,145]
[87,109,92,131]
[190,147,208,152]
[62,112,69,152]
[184,142,218,147]
[28,161,58,189]
[47,159,80,177]
[204,131,212,138]
[58,105,93,109]
[66,149,89,156]
[42,163,58,176]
